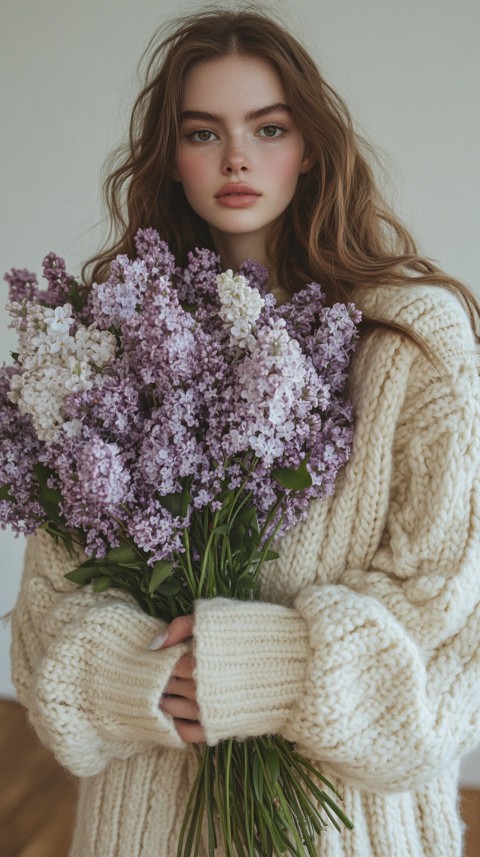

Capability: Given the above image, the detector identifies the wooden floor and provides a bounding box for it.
[0,698,479,856]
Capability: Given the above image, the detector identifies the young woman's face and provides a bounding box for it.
[173,54,310,251]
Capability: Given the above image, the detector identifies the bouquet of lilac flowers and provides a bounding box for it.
[1,229,360,856]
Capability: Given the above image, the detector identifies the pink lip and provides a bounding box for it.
[215,183,260,198]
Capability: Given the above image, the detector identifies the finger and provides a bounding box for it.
[160,695,200,722]
[159,615,194,649]
[173,718,206,744]
[163,676,197,700]
[171,653,196,679]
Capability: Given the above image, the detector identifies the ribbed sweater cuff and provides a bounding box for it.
[35,603,189,761]
[193,598,308,746]
[89,622,189,748]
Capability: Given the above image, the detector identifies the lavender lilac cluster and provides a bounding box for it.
[1,228,360,557]
[0,366,44,534]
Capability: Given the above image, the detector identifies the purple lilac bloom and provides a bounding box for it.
[0,366,45,534]
[44,437,131,557]
[4,268,38,303]
[174,247,221,307]
[38,253,78,307]
[1,227,361,563]
[126,499,186,563]
[237,259,270,296]
[63,363,145,444]
[120,273,200,389]
[276,281,326,342]
[306,302,361,391]
[134,228,177,277]
[221,318,315,466]
[89,256,150,328]
[75,437,131,508]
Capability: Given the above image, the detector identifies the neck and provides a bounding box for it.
[209,227,270,272]
[208,225,291,304]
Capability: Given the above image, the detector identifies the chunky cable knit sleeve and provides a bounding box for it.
[193,286,480,792]
[11,531,188,776]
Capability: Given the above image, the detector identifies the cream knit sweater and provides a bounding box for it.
[10,284,480,857]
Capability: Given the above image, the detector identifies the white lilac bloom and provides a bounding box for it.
[9,362,94,442]
[1,227,360,558]
[74,326,116,368]
[225,319,311,467]
[7,300,115,443]
[43,304,74,335]
[216,270,265,350]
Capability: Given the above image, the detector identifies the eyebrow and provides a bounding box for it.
[180,103,292,123]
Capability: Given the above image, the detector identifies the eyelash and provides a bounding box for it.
[258,124,286,139]
[186,124,286,143]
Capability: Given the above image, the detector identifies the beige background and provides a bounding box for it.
[0,0,479,781]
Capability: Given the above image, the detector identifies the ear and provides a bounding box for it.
[299,151,315,174]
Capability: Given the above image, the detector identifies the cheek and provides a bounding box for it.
[175,151,211,192]
[265,146,305,189]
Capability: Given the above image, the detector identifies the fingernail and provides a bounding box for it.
[149,630,169,650]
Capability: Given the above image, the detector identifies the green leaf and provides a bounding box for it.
[158,482,192,518]
[107,545,138,564]
[217,488,234,507]
[264,746,280,785]
[77,557,103,570]
[235,505,256,529]
[37,498,64,527]
[212,525,229,536]
[161,578,183,596]
[68,279,87,313]
[242,506,260,533]
[42,485,62,504]
[148,560,173,594]
[181,302,196,315]
[158,492,184,517]
[252,752,264,803]
[65,565,102,584]
[272,456,313,491]
[33,462,54,490]
[0,483,13,502]
[264,549,280,561]
[93,575,112,593]
[115,561,143,570]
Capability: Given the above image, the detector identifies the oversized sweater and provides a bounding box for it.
[10,283,480,857]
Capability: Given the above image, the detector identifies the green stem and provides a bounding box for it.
[177,749,208,857]
[242,741,256,856]
[197,510,220,597]
[224,740,233,846]
[180,526,197,594]
[245,496,287,585]
[253,740,305,857]
[282,752,352,831]
[204,749,217,857]
[226,454,259,527]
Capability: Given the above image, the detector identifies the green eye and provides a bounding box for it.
[191,129,214,142]
[259,125,283,138]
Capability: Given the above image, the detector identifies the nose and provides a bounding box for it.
[221,138,250,175]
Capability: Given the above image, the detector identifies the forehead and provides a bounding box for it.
[181,54,287,111]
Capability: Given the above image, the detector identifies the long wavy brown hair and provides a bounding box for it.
[82,6,479,352]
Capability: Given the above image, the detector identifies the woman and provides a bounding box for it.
[11,8,480,856]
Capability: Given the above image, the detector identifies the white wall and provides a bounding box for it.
[1,0,479,782]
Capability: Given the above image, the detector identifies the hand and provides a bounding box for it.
[152,615,206,744]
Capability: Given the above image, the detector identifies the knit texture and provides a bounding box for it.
[10,284,480,856]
